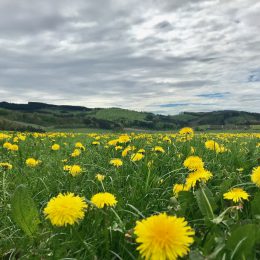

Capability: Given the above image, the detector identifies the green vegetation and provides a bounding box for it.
[0,102,259,132]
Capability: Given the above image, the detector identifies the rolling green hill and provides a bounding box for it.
[0,102,259,132]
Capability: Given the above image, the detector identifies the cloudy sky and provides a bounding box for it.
[0,0,259,115]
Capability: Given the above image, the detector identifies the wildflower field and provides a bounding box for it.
[1,129,260,259]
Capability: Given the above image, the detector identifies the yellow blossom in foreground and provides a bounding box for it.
[51,144,60,151]
[96,173,105,182]
[26,158,40,167]
[223,188,249,203]
[134,213,194,260]
[110,158,123,167]
[69,165,82,176]
[91,192,117,208]
[183,156,204,171]
[44,193,88,226]
[251,166,260,187]
[173,184,190,197]
[131,153,144,162]
[0,162,13,170]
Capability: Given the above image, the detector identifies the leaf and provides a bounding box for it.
[195,185,217,220]
[226,224,258,260]
[251,192,260,217]
[11,185,40,237]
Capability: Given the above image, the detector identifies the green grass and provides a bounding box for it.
[0,131,260,259]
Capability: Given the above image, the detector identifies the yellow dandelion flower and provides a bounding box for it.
[63,165,71,171]
[185,169,213,188]
[91,192,117,208]
[134,213,194,260]
[179,127,194,136]
[173,184,190,197]
[251,166,260,187]
[26,158,40,167]
[51,144,60,151]
[0,162,13,170]
[96,173,105,182]
[110,158,123,167]
[131,153,144,162]
[71,148,81,157]
[183,156,204,171]
[9,144,19,151]
[205,140,220,151]
[152,146,165,153]
[75,142,85,150]
[92,141,100,145]
[3,142,12,149]
[223,188,249,203]
[44,192,87,226]
[69,165,82,177]
[122,147,131,157]
[118,134,130,143]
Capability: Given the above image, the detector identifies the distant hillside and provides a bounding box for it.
[0,101,259,132]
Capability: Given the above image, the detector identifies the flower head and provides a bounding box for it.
[134,213,194,260]
[96,173,105,182]
[71,148,81,157]
[185,169,213,188]
[110,158,123,167]
[51,144,60,151]
[131,153,144,162]
[223,188,249,203]
[173,184,190,197]
[0,162,13,170]
[69,165,82,176]
[179,127,194,136]
[91,192,117,208]
[26,158,40,167]
[152,146,165,153]
[44,192,88,226]
[183,156,204,171]
[251,166,260,187]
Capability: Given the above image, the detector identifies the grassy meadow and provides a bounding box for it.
[0,129,260,259]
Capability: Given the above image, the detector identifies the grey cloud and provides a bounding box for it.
[0,0,259,114]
